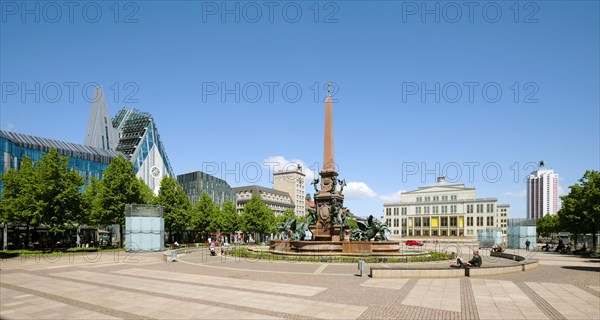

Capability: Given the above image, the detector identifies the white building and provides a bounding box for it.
[273,164,305,217]
[527,161,559,219]
[383,177,510,240]
[233,185,294,215]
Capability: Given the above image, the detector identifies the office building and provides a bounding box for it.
[233,185,294,215]
[177,171,236,207]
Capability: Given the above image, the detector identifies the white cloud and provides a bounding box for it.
[379,190,404,203]
[344,182,377,200]
[263,155,316,183]
[504,190,527,198]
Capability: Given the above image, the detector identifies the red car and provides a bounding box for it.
[405,240,424,246]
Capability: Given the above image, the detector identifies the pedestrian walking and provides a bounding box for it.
[525,239,531,251]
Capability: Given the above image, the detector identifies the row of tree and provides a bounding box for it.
[536,170,599,252]
[0,148,291,248]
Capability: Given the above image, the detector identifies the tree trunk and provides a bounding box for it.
[120,224,124,248]
[25,223,30,250]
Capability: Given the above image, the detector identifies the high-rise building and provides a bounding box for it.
[383,176,510,239]
[526,161,559,219]
[177,171,236,207]
[273,164,305,216]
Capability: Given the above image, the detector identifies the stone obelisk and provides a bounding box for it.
[313,84,345,241]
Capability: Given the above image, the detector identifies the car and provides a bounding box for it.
[405,240,424,246]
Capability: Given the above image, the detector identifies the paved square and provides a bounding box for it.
[1,248,599,319]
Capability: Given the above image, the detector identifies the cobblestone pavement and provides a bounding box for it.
[1,249,598,319]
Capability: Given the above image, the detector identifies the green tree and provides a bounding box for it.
[192,192,217,240]
[157,176,191,243]
[536,214,560,238]
[219,200,239,243]
[241,195,275,242]
[0,156,43,247]
[91,155,148,247]
[37,148,85,237]
[559,170,600,252]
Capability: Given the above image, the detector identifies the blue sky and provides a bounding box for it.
[1,1,599,218]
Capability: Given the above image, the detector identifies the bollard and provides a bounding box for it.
[358,260,365,277]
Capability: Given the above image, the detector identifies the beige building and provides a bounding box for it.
[383,177,510,240]
[233,185,294,215]
[273,164,305,217]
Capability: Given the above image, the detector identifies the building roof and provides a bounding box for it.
[233,185,293,199]
[0,130,121,163]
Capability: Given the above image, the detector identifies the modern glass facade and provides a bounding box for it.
[177,171,236,207]
[111,108,174,194]
[0,130,121,194]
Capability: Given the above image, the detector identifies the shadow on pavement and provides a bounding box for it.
[561,266,600,272]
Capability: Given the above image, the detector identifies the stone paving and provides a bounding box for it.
[0,247,598,319]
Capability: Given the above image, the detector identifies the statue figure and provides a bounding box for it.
[293,221,311,240]
[311,178,320,195]
[338,179,347,194]
[278,218,296,240]
[306,205,318,225]
[350,215,390,241]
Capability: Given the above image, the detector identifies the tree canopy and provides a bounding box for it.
[241,195,275,236]
[558,170,599,251]
[157,176,191,240]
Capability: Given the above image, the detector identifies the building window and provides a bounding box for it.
[424,206,430,214]
[487,204,494,213]
[450,217,457,227]
[402,218,407,227]
[386,208,391,216]
[415,217,421,227]
[487,216,494,226]
[441,206,447,214]
[416,207,421,214]
[417,197,422,202]
[467,205,473,213]
[394,208,399,216]
[423,217,430,227]
[442,195,448,201]
[451,195,457,200]
[433,196,439,201]
[441,217,448,227]
[477,217,483,226]
[477,204,483,213]
[433,206,438,214]
[467,217,473,226]
[451,205,457,213]
[442,230,447,236]
[433,230,438,236]
[394,219,399,227]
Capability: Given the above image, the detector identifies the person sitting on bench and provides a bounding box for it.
[457,249,482,268]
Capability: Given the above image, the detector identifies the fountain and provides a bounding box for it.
[269,84,401,256]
